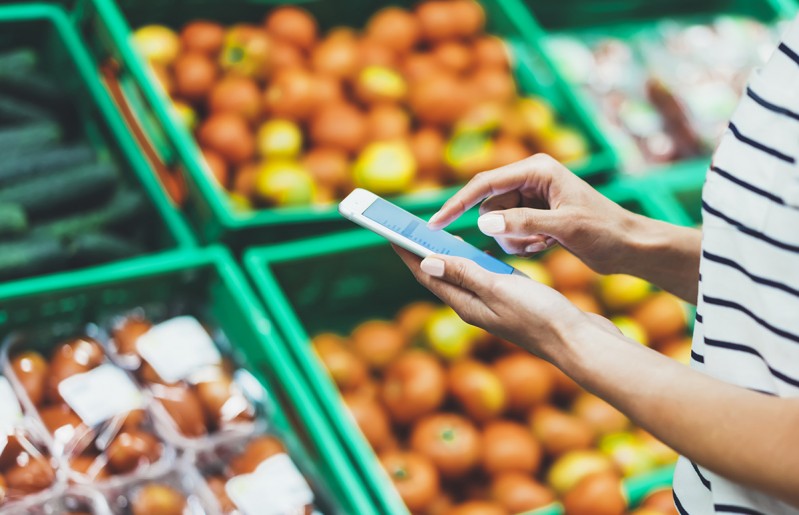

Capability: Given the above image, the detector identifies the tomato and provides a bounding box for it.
[481,420,542,475]
[381,350,446,424]
[379,450,439,512]
[410,413,480,479]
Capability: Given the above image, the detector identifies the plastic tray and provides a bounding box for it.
[0,4,196,296]
[244,185,687,515]
[505,0,798,177]
[69,0,618,248]
[0,246,374,515]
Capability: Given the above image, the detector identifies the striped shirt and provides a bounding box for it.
[672,15,799,515]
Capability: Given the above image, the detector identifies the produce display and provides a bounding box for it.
[132,0,591,210]
[0,47,163,281]
[1,314,323,514]
[311,247,691,514]
[547,15,781,174]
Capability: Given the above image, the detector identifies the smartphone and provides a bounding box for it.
[338,189,526,276]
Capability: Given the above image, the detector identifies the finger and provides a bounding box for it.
[428,155,557,230]
[496,235,557,256]
[419,254,497,298]
[479,191,521,215]
[477,207,565,239]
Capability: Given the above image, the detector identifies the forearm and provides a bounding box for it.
[616,213,702,303]
[546,321,799,507]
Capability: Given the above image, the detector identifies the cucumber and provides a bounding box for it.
[0,236,65,281]
[68,232,142,265]
[0,72,68,115]
[0,48,37,77]
[0,93,51,122]
[0,203,28,237]
[0,144,96,185]
[33,189,147,238]
[0,121,62,156]
[0,162,117,218]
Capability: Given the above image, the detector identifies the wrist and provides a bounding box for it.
[614,212,671,276]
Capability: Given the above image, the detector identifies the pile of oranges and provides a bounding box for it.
[312,247,690,515]
[133,0,590,210]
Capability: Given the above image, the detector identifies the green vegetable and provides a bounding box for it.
[0,48,37,77]
[0,162,117,217]
[0,144,96,185]
[0,72,67,115]
[68,232,142,265]
[0,203,28,237]
[0,93,51,122]
[0,121,62,156]
[33,189,146,238]
[0,236,65,281]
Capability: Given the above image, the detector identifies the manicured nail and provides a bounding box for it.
[420,257,445,277]
[478,213,505,235]
[525,242,547,253]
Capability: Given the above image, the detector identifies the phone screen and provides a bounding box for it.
[363,197,514,275]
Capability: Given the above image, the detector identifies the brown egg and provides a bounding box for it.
[113,317,152,357]
[381,350,446,424]
[309,103,367,154]
[47,338,104,404]
[38,403,82,435]
[572,393,629,436]
[471,69,516,104]
[173,52,217,103]
[492,136,529,168]
[0,436,23,470]
[409,73,466,126]
[302,147,351,194]
[416,1,459,43]
[201,148,230,188]
[312,34,360,80]
[10,351,48,406]
[357,39,398,69]
[474,36,510,70]
[448,500,507,515]
[562,472,626,515]
[139,361,170,385]
[366,104,411,143]
[312,333,368,391]
[449,359,507,422]
[530,405,595,457]
[206,475,236,512]
[264,6,317,51]
[180,20,225,56]
[410,413,480,479]
[379,450,440,512]
[408,127,446,180]
[451,0,486,38]
[491,472,555,513]
[351,320,408,370]
[403,52,438,83]
[208,76,261,123]
[154,384,207,438]
[395,301,438,338]
[70,454,110,481]
[230,435,286,475]
[233,163,259,198]
[481,420,542,475]
[343,393,391,451]
[543,248,598,292]
[105,429,162,474]
[4,454,55,494]
[132,483,187,515]
[271,41,306,72]
[195,373,236,425]
[121,409,147,431]
[265,68,317,121]
[492,353,554,413]
[0,474,5,503]
[562,290,604,316]
[631,293,686,343]
[197,113,255,165]
[366,7,420,55]
[433,42,472,75]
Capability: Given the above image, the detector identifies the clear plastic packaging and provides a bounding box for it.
[25,485,113,515]
[1,332,174,490]
[106,313,257,449]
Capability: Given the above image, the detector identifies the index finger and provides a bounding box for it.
[427,155,552,230]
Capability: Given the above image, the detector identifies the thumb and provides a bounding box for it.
[477,207,564,239]
[419,255,495,297]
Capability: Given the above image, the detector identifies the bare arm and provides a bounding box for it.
[427,154,702,303]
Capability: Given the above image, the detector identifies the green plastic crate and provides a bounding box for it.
[243,185,686,515]
[505,0,798,177]
[0,246,375,515]
[72,0,618,248]
[0,4,196,294]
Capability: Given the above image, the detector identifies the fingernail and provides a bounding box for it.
[420,257,445,277]
[478,213,505,235]
[525,242,547,253]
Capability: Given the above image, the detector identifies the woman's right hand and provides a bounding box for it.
[427,154,642,275]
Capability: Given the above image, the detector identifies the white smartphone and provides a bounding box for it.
[338,189,526,276]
